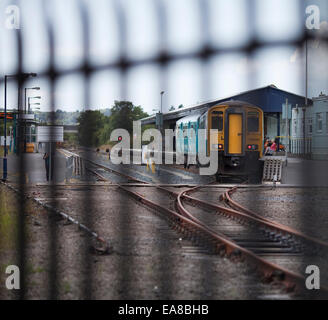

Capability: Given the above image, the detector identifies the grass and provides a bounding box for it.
[25,262,45,275]
[62,281,71,294]
[0,187,18,250]
[0,147,12,157]
[0,185,37,251]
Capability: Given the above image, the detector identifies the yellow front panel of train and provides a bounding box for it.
[228,114,242,154]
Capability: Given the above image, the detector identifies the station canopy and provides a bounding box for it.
[141,85,312,125]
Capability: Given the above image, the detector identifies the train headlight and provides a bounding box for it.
[218,144,223,150]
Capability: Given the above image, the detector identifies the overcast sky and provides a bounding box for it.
[0,0,327,114]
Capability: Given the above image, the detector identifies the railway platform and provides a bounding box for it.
[0,152,67,184]
[1,150,328,186]
[282,157,328,186]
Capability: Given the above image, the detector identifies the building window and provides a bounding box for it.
[316,113,323,133]
[308,118,312,135]
[293,119,297,136]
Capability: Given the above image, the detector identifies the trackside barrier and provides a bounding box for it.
[262,158,284,183]
[290,138,312,155]
[61,149,85,178]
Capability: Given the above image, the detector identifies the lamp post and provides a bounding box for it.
[28,96,41,114]
[24,97,40,152]
[24,87,40,114]
[302,39,308,156]
[2,73,37,181]
[160,91,164,114]
[159,91,165,156]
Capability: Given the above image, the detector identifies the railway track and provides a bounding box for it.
[0,180,111,254]
[61,148,328,295]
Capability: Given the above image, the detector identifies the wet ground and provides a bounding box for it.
[78,149,215,185]
[1,149,328,299]
[1,183,327,300]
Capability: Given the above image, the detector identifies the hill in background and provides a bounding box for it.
[37,108,111,125]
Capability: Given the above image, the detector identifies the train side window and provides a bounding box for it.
[211,112,223,131]
[247,112,259,132]
[190,124,196,137]
[199,115,205,129]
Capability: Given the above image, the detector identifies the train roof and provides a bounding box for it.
[213,100,260,108]
[176,112,203,125]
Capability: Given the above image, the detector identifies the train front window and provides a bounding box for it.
[211,112,223,131]
[247,112,259,132]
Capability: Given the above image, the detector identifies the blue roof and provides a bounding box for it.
[141,85,312,125]
[224,85,311,113]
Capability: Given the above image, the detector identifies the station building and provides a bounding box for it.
[291,92,328,159]
[141,84,311,148]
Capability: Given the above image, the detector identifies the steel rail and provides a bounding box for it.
[117,182,308,292]
[61,148,146,183]
[158,185,328,252]
[0,180,111,254]
[73,144,327,256]
[85,167,110,182]
[222,187,328,249]
[62,148,328,293]
[72,157,305,292]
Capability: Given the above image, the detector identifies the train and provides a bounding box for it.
[175,101,264,182]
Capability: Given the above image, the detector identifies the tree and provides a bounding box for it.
[169,106,175,111]
[77,110,106,147]
[108,101,148,134]
[178,104,184,109]
[77,101,148,147]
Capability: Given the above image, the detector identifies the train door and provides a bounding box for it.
[210,111,224,150]
[226,109,244,155]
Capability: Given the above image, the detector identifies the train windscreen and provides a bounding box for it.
[211,112,223,131]
[247,112,259,132]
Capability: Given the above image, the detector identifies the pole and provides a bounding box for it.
[277,112,280,151]
[49,142,52,182]
[160,91,164,162]
[24,88,27,114]
[305,39,308,108]
[3,76,8,181]
[304,39,308,155]
[4,76,7,157]
[285,98,288,161]
[160,93,163,114]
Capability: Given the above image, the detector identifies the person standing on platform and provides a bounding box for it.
[43,152,50,181]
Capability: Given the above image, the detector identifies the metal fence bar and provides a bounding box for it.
[0,0,327,300]
[15,14,26,299]
[41,0,59,299]
[79,1,94,299]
